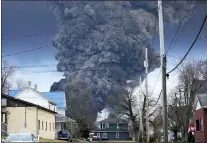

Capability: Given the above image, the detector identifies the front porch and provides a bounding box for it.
[55,114,77,138]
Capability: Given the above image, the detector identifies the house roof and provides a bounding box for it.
[99,118,127,124]
[197,94,207,108]
[2,94,57,114]
[56,114,76,123]
[8,88,65,108]
[41,91,65,108]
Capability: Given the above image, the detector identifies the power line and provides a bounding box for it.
[165,1,193,55]
[2,32,54,41]
[2,45,49,57]
[172,1,199,49]
[167,13,207,74]
[17,70,60,74]
[150,69,161,96]
[154,90,162,106]
[3,64,57,69]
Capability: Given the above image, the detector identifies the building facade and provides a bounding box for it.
[193,93,207,143]
[93,118,132,141]
[2,94,56,139]
[9,87,56,112]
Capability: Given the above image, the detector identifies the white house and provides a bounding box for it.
[8,86,56,112]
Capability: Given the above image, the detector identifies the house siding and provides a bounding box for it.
[15,89,56,112]
[94,132,131,140]
[204,109,207,142]
[57,108,65,116]
[7,107,37,134]
[38,108,56,139]
[194,108,205,143]
[2,95,56,139]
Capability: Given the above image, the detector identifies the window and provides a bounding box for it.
[129,132,132,138]
[46,122,47,131]
[102,133,107,139]
[102,123,105,129]
[50,123,51,131]
[53,123,55,131]
[105,123,109,128]
[196,119,200,131]
[38,120,40,130]
[116,132,119,138]
[54,107,55,111]
[97,133,100,138]
[42,121,44,130]
[49,105,51,109]
[200,118,204,131]
[117,123,119,129]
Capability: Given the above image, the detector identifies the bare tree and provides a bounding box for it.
[65,81,97,139]
[108,86,160,142]
[168,59,207,141]
[16,79,27,90]
[1,61,17,94]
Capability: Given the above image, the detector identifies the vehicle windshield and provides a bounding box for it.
[6,134,32,142]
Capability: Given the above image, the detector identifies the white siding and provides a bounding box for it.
[196,101,201,110]
[15,88,56,111]
[57,109,65,116]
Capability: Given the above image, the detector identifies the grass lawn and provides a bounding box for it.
[39,138,68,142]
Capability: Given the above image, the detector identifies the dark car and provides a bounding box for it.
[57,130,72,142]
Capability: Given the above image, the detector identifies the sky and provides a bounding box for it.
[2,1,207,102]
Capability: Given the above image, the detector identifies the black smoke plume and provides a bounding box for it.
[49,1,197,116]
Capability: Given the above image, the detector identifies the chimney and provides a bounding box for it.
[28,81,31,87]
[34,84,37,91]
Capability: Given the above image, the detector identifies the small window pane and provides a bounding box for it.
[116,132,119,138]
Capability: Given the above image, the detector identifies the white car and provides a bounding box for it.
[3,133,39,142]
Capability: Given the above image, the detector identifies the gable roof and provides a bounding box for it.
[41,91,65,108]
[2,94,57,114]
[8,88,65,107]
[197,94,207,108]
[8,90,21,96]
[14,88,57,105]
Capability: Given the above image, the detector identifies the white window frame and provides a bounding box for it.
[97,133,100,138]
[105,123,109,128]
[116,132,119,138]
[102,123,105,129]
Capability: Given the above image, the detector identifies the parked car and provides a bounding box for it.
[92,135,100,141]
[57,130,72,142]
[4,133,39,142]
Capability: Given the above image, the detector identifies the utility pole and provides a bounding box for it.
[144,48,149,142]
[139,77,143,142]
[158,0,168,142]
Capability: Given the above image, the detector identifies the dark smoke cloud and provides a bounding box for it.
[49,1,197,112]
